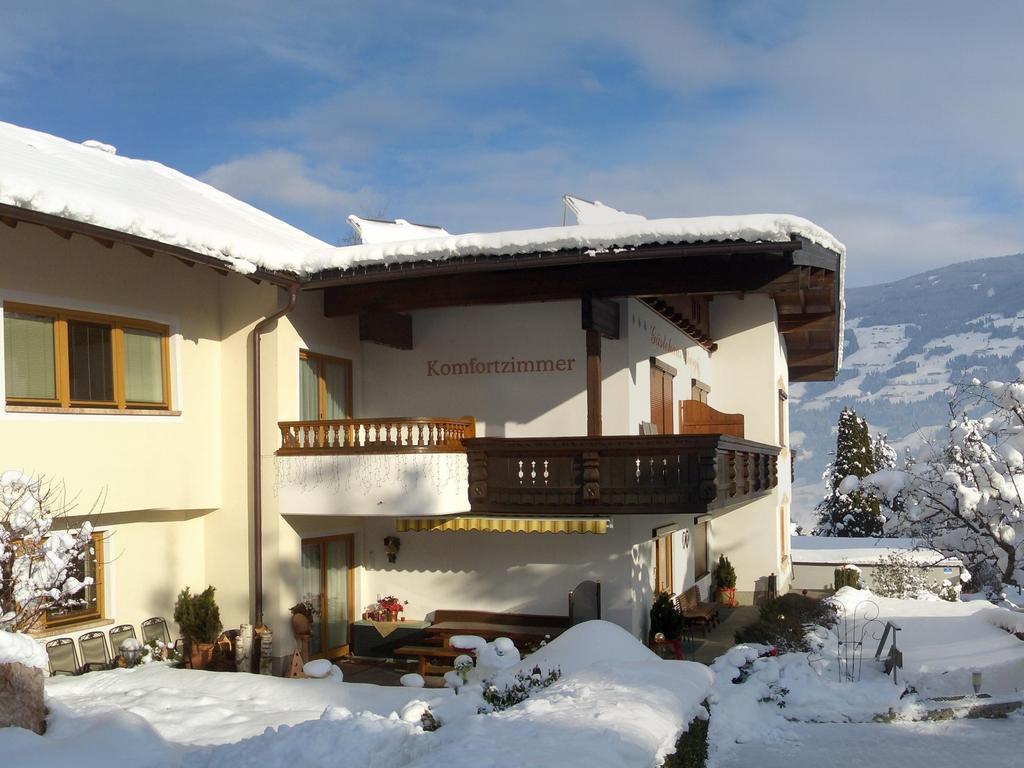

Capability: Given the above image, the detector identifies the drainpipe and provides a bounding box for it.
[252,282,300,627]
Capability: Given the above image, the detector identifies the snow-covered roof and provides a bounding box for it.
[0,120,846,289]
[791,536,962,567]
[0,120,329,276]
[563,195,648,226]
[347,215,449,244]
[301,212,845,275]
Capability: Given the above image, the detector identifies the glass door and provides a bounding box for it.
[300,534,354,658]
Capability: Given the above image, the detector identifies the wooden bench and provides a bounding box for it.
[394,645,473,676]
[676,586,719,634]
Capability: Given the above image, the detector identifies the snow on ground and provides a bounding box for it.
[707,641,908,757]
[714,717,1024,768]
[0,621,713,768]
[707,590,1024,765]
[830,587,1024,697]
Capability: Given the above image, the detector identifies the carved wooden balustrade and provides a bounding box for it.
[465,434,779,514]
[278,417,476,455]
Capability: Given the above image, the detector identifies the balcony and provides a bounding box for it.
[276,418,779,517]
[278,417,476,455]
[465,434,779,515]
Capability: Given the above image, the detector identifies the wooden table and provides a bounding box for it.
[425,621,562,647]
[350,619,430,658]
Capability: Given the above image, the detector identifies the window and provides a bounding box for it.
[650,358,676,435]
[655,533,674,593]
[779,504,791,569]
[694,519,709,579]
[778,388,788,447]
[45,532,104,628]
[299,350,353,420]
[4,302,170,410]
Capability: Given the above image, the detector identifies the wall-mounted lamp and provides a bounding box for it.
[383,536,401,563]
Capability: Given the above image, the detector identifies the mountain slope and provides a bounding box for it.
[789,252,1024,528]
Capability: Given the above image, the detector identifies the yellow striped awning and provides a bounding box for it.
[395,517,609,534]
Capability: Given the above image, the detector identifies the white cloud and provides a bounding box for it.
[201,150,377,218]
[3,2,1023,285]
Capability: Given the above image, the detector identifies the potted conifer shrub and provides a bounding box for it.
[715,555,738,607]
[649,591,684,643]
[173,585,222,670]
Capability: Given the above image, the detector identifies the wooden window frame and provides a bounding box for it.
[779,504,791,569]
[694,520,710,580]
[300,349,353,420]
[655,533,674,593]
[43,531,105,630]
[301,533,356,659]
[4,301,171,411]
[778,388,788,447]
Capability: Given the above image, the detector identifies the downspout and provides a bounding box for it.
[252,281,300,627]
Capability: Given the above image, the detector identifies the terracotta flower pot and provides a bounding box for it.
[717,587,737,607]
[189,642,215,670]
[291,611,311,637]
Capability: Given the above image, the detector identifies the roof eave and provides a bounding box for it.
[0,202,300,287]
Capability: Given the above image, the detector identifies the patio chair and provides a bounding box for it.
[141,616,171,645]
[109,623,137,656]
[45,637,81,676]
[78,631,114,672]
[141,616,184,655]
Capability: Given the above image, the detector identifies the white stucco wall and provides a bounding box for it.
[706,294,791,601]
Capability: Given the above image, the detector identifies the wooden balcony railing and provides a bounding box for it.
[466,434,779,514]
[278,417,476,455]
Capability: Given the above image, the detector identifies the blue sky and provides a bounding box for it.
[2,1,1023,286]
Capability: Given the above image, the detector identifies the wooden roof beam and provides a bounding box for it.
[779,312,834,334]
[788,349,835,368]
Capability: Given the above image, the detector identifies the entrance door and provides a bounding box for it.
[300,534,354,659]
[650,362,675,435]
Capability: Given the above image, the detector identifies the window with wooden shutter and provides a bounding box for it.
[649,358,676,435]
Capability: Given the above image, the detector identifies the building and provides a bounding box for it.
[0,121,844,663]
[790,536,964,596]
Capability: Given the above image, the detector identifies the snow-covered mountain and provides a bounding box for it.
[789,252,1024,529]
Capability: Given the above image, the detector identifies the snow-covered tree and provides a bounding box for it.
[871,431,904,522]
[0,472,95,631]
[814,408,883,537]
[854,379,1024,587]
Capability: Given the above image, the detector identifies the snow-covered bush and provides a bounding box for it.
[734,593,837,652]
[871,552,929,599]
[871,552,960,601]
[0,472,95,631]
[479,665,562,713]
